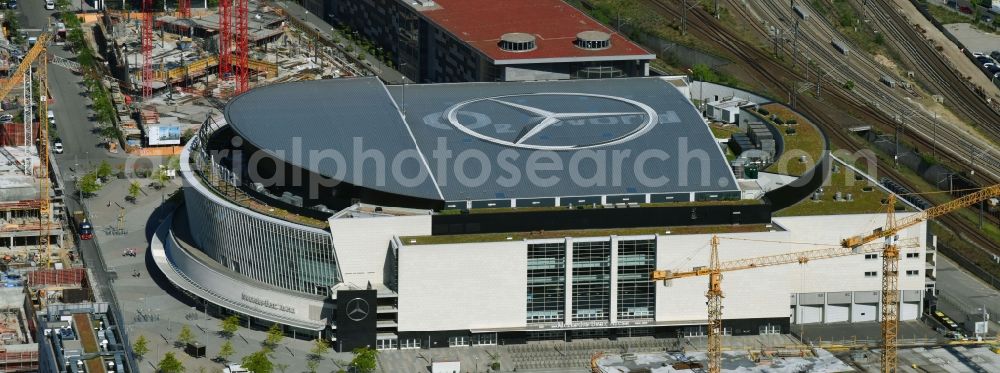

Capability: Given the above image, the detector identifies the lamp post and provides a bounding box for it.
[400,62,408,117]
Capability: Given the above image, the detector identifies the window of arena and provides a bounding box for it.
[617,239,656,320]
[527,242,566,324]
[572,240,611,322]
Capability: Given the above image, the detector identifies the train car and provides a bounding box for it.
[880,75,897,88]
[793,5,810,20]
[831,39,850,56]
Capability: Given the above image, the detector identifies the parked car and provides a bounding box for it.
[53,140,63,154]
[991,51,1000,61]
[44,0,53,9]
[6,0,15,9]
[0,114,12,123]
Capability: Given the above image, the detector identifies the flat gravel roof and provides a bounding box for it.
[225,77,739,203]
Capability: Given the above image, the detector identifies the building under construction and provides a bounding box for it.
[91,0,371,154]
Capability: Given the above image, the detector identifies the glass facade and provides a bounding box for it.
[527,242,565,324]
[572,240,611,322]
[617,239,656,320]
[183,142,341,296]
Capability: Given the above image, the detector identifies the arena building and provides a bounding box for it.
[303,0,655,82]
[151,76,934,352]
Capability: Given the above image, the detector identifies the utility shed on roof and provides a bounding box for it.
[706,97,749,124]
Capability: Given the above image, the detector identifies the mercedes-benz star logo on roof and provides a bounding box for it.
[444,93,659,150]
[346,298,370,322]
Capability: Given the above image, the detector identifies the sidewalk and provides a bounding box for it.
[83,176,356,372]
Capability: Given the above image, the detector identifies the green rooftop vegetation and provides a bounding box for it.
[759,104,826,177]
[775,159,908,217]
[196,167,328,229]
[401,224,770,246]
[709,123,743,139]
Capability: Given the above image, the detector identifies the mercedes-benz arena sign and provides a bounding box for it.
[443,93,659,151]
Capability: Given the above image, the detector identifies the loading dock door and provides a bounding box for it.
[900,302,919,320]
[853,303,878,322]
[826,304,849,323]
[799,305,823,324]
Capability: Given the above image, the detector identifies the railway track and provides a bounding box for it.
[744,0,1000,182]
[868,0,1000,133]
[640,0,999,253]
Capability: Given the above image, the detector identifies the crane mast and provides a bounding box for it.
[38,53,51,267]
[881,195,899,373]
[838,185,1000,373]
[653,236,918,372]
[706,235,722,373]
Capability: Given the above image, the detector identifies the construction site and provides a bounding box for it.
[0,21,67,272]
[84,0,373,156]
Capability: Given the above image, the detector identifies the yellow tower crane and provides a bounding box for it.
[0,34,52,266]
[840,184,1000,373]
[38,51,51,267]
[652,237,916,373]
[652,184,1000,373]
[0,34,50,98]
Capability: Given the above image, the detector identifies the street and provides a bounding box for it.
[11,3,363,372]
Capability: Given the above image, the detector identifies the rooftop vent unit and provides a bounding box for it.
[575,31,611,50]
[498,33,537,52]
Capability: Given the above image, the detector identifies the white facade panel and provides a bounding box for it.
[398,241,527,331]
[798,305,823,324]
[655,230,793,322]
[330,215,431,287]
[653,214,926,325]
[773,214,928,294]
[901,302,919,321]
[853,303,878,322]
[826,305,849,323]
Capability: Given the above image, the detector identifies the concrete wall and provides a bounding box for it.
[329,215,432,288]
[397,240,527,331]
[654,214,927,323]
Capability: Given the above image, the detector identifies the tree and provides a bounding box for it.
[99,124,121,141]
[78,171,101,197]
[132,335,149,360]
[220,315,239,338]
[309,338,330,360]
[158,352,185,373]
[241,350,273,373]
[217,340,235,361]
[4,10,22,45]
[152,168,171,189]
[96,160,113,180]
[181,128,197,144]
[306,360,320,373]
[350,347,378,373]
[263,324,284,349]
[128,181,141,203]
[177,325,195,345]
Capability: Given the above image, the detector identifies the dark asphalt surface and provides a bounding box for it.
[16,3,140,371]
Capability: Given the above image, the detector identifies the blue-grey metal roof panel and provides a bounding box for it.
[387,77,738,201]
[225,77,738,202]
[225,78,442,200]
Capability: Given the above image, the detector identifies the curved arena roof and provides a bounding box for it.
[224,77,739,204]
